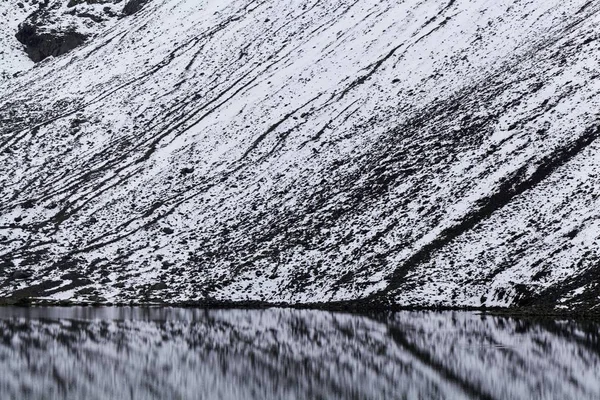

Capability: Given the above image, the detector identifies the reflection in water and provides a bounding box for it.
[0,308,598,400]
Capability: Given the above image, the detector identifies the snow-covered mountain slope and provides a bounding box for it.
[0,0,35,79]
[1,0,600,311]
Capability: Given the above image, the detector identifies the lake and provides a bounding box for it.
[0,307,598,399]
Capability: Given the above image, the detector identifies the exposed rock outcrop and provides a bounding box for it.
[122,0,149,16]
[16,22,87,62]
[14,0,123,62]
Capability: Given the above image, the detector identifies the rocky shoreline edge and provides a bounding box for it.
[0,298,598,320]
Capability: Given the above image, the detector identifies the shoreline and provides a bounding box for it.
[0,298,598,320]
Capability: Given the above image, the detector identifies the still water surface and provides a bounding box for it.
[0,307,598,400]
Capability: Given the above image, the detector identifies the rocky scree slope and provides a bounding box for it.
[1,0,600,312]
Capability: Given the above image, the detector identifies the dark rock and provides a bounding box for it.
[75,287,96,295]
[162,227,174,234]
[87,294,108,303]
[71,117,87,127]
[532,269,551,281]
[103,6,117,17]
[61,272,84,280]
[54,257,81,271]
[67,0,117,7]
[22,199,36,209]
[10,270,34,280]
[149,282,168,291]
[123,0,149,16]
[0,260,15,274]
[513,284,535,307]
[180,167,194,175]
[565,229,579,239]
[16,22,87,62]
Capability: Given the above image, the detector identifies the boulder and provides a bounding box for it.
[16,22,87,62]
[123,0,149,16]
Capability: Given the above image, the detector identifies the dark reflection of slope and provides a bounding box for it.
[0,309,599,400]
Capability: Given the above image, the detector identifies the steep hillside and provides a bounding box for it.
[1,0,600,311]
